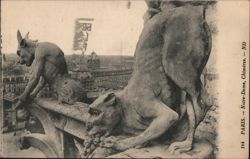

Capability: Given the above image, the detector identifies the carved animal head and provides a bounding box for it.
[16,30,36,66]
[56,78,87,105]
[145,0,161,9]
[86,92,121,136]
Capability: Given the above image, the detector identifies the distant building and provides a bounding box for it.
[3,95,17,132]
[87,52,100,70]
[2,93,28,133]
[3,76,29,96]
[2,53,134,99]
[92,68,133,90]
[73,18,94,55]
[3,76,51,98]
[69,52,133,92]
[2,53,29,76]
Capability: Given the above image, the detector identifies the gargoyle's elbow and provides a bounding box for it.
[160,109,179,125]
[170,111,179,123]
[30,76,39,84]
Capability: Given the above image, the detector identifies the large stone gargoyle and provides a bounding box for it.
[85,2,213,157]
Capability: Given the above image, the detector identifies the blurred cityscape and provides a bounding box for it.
[1,52,134,133]
[3,52,134,93]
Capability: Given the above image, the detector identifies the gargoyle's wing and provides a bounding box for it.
[160,7,212,91]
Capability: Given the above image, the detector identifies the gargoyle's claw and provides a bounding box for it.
[101,136,117,148]
[102,137,135,151]
[101,142,114,148]
[168,140,192,155]
[134,141,149,149]
[134,144,143,149]
[168,143,178,155]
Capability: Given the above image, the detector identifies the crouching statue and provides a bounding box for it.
[83,1,214,158]
[15,31,87,107]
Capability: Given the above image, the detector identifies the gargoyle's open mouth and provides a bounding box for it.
[87,107,104,125]
[88,107,102,116]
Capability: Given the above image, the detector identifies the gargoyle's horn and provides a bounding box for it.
[17,30,23,44]
[25,32,30,39]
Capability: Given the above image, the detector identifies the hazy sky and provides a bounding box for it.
[1,0,147,55]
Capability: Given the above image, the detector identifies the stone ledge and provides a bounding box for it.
[108,139,214,158]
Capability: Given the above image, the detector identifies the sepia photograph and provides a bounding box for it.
[0,0,249,158]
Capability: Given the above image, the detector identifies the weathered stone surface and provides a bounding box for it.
[108,139,214,158]
[83,3,214,154]
[34,98,89,123]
